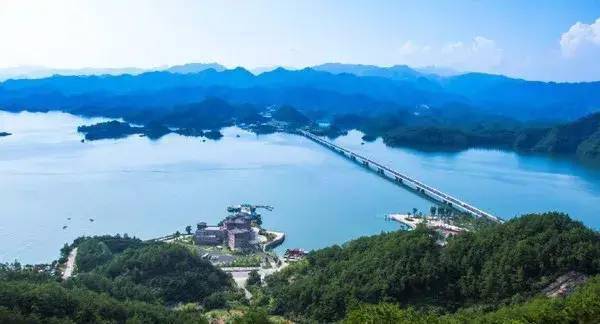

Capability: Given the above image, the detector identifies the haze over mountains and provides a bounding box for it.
[0,63,227,81]
[1,62,599,122]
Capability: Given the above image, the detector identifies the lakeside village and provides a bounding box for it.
[156,204,307,271]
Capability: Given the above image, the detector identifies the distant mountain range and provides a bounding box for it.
[1,63,599,122]
[166,63,226,74]
[0,62,226,81]
[0,66,153,81]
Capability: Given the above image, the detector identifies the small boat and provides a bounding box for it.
[67,217,71,220]
[89,218,94,222]
[236,134,240,138]
[62,225,68,229]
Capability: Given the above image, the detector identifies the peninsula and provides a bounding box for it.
[154,203,286,265]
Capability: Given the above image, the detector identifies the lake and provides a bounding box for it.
[1,111,600,264]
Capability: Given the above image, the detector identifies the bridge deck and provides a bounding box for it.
[299,130,502,223]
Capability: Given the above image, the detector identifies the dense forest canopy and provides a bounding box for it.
[261,213,600,322]
[343,276,600,323]
[66,236,235,305]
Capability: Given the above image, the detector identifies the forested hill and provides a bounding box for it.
[1,66,599,121]
[332,110,600,163]
[2,214,600,322]
[0,235,278,323]
[261,213,600,322]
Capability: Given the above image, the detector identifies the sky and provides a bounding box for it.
[0,0,599,81]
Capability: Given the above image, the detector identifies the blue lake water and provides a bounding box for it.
[1,111,600,264]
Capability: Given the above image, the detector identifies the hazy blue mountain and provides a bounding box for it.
[313,63,426,81]
[0,67,455,112]
[0,68,255,95]
[0,65,154,81]
[251,66,298,75]
[0,63,226,81]
[415,65,460,77]
[166,63,226,74]
[441,73,600,120]
[1,66,599,122]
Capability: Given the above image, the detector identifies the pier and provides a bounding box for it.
[299,130,503,223]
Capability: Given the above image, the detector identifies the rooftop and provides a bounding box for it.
[229,228,252,234]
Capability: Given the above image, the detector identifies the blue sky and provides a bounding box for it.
[0,0,599,81]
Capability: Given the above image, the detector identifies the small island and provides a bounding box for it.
[77,120,223,141]
[77,120,139,140]
[75,103,317,142]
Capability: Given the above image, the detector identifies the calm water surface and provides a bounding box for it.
[1,111,600,263]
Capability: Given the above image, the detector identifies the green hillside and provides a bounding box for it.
[261,213,600,322]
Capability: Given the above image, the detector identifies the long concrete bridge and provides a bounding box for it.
[299,130,503,223]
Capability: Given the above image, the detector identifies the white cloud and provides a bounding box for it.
[398,41,431,57]
[560,17,600,57]
[441,36,503,71]
[397,36,503,73]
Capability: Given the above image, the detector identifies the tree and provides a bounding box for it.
[438,207,445,217]
[76,239,113,272]
[344,304,432,324]
[175,231,181,237]
[412,208,418,215]
[185,225,192,235]
[430,206,437,216]
[203,292,227,310]
[232,308,272,324]
[247,270,261,287]
[254,215,263,226]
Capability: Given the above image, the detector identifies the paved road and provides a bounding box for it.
[230,270,253,299]
[222,261,288,300]
[62,247,77,280]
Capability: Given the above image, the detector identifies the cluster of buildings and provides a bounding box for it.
[283,248,307,262]
[194,205,264,251]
